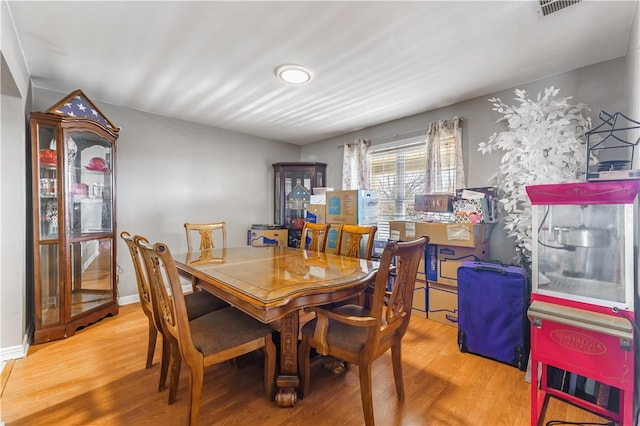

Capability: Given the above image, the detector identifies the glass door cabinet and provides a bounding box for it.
[30,90,120,344]
[273,162,326,247]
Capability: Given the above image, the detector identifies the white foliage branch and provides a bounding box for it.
[478,87,591,267]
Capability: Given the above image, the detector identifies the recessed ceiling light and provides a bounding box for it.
[275,65,312,85]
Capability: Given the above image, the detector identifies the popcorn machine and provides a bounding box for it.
[526,181,640,425]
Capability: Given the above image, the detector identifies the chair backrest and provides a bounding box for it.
[368,236,429,339]
[121,231,160,328]
[334,224,378,260]
[184,222,227,252]
[137,239,197,360]
[300,222,331,252]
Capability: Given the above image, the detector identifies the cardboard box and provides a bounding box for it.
[305,204,326,224]
[412,286,427,317]
[417,252,426,283]
[388,221,491,248]
[310,194,326,205]
[428,282,458,327]
[372,239,387,258]
[313,187,334,195]
[425,243,489,287]
[248,229,288,247]
[324,225,341,255]
[326,190,378,225]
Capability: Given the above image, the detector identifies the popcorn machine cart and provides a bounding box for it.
[526,181,640,426]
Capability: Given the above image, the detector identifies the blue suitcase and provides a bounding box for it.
[456,260,529,370]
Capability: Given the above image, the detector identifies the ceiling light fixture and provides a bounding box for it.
[275,64,312,85]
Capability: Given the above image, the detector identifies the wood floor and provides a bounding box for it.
[1,304,611,426]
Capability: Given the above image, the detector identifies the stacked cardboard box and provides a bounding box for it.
[426,243,489,326]
[388,221,491,324]
[324,190,379,255]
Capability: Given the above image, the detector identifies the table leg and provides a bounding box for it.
[275,310,300,407]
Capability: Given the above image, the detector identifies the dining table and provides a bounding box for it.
[174,245,379,407]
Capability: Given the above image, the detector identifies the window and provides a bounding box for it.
[368,126,462,240]
[369,137,427,239]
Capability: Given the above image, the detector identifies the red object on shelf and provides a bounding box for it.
[39,149,56,165]
[84,157,109,172]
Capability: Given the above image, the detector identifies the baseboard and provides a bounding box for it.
[118,293,140,306]
[117,281,192,306]
[0,331,30,362]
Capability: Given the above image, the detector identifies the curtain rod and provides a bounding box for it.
[337,128,427,148]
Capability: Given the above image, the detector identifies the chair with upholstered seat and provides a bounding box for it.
[184,221,227,252]
[334,224,377,260]
[184,221,227,290]
[298,236,429,426]
[330,224,378,309]
[300,222,331,252]
[137,238,276,426]
[120,231,228,396]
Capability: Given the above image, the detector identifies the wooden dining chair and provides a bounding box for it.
[184,221,227,252]
[137,238,276,426]
[300,222,331,252]
[335,224,378,260]
[120,231,228,395]
[184,221,227,291]
[298,236,429,426]
[329,224,378,310]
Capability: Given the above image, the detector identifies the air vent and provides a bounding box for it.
[538,0,582,16]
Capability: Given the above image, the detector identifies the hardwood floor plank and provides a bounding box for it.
[1,304,611,425]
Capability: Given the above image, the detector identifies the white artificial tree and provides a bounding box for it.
[478,87,591,268]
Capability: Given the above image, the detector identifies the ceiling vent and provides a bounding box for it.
[538,0,582,17]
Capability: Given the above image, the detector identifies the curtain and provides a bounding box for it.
[425,117,464,193]
[342,139,370,190]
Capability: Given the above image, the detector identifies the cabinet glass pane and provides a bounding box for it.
[274,169,281,224]
[284,171,312,230]
[40,244,60,325]
[37,124,59,240]
[66,131,112,236]
[70,238,113,317]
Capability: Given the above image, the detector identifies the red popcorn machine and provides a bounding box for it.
[526,180,640,425]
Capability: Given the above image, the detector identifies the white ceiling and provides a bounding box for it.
[6,1,637,145]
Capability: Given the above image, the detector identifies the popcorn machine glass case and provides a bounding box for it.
[526,181,639,426]
[528,181,639,311]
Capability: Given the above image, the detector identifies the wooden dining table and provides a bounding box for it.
[174,245,379,407]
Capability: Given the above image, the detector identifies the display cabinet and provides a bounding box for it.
[30,90,120,344]
[273,162,326,247]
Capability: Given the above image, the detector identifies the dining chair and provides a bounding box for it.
[300,222,331,252]
[335,224,378,260]
[184,221,227,252]
[137,238,276,426]
[330,224,378,309]
[298,236,429,426]
[120,231,229,395]
[184,221,227,291]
